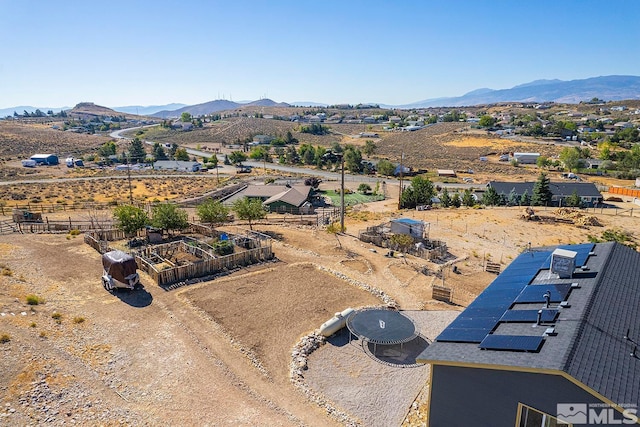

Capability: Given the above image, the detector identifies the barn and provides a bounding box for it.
[30,154,59,165]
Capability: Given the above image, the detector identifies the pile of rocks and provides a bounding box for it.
[318,265,397,307]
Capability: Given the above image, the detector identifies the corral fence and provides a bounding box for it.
[432,285,453,303]
[16,218,114,234]
[358,226,448,261]
[0,201,117,215]
[85,224,273,287]
[134,230,273,287]
[0,220,19,235]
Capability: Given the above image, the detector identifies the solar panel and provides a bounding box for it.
[514,284,572,303]
[435,244,591,346]
[479,335,544,352]
[436,328,490,343]
[500,309,558,323]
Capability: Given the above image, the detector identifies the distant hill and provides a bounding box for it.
[400,75,640,107]
[112,103,187,116]
[68,102,121,117]
[152,98,290,118]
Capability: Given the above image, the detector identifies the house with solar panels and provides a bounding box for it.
[488,181,604,207]
[417,242,640,426]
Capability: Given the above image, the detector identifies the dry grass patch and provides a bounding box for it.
[185,263,381,379]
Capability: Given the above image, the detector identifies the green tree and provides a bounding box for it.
[389,233,414,253]
[507,188,519,206]
[128,137,146,163]
[152,143,168,161]
[559,147,582,172]
[151,203,189,236]
[284,131,298,145]
[232,197,266,230]
[98,141,117,159]
[440,187,451,207]
[344,146,363,173]
[482,186,501,206]
[357,183,372,194]
[478,115,496,128]
[376,159,396,176]
[174,148,190,161]
[180,112,192,123]
[564,190,582,208]
[400,176,435,209]
[196,199,231,226]
[208,155,218,168]
[451,193,462,208]
[363,140,377,156]
[462,189,476,207]
[113,205,149,238]
[536,155,551,169]
[521,190,531,206]
[228,151,247,165]
[531,173,552,206]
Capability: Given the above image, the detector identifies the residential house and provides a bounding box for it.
[418,242,640,426]
[153,160,201,172]
[224,184,312,214]
[487,181,603,207]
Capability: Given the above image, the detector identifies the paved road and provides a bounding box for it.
[0,173,222,186]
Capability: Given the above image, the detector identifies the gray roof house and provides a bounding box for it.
[153,160,201,172]
[488,181,603,207]
[418,242,640,426]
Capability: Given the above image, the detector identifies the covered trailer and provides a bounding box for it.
[101,250,140,291]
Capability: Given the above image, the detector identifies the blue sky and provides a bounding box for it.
[1,0,639,108]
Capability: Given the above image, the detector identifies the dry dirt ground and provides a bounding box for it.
[1,199,638,426]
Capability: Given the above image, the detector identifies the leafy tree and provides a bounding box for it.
[440,187,451,207]
[300,123,330,135]
[128,137,146,163]
[478,115,496,128]
[363,140,377,156]
[564,190,582,208]
[196,199,231,225]
[531,173,552,206]
[376,159,395,176]
[151,203,189,236]
[451,193,462,208]
[304,177,322,188]
[389,233,414,252]
[401,176,435,209]
[536,155,551,169]
[169,143,179,159]
[180,112,192,123]
[208,155,218,168]
[98,141,117,159]
[228,151,247,165]
[507,188,519,206]
[174,148,190,161]
[152,143,168,161]
[249,146,271,162]
[462,189,476,207]
[285,146,299,164]
[344,146,363,173]
[284,131,298,145]
[357,183,372,194]
[113,205,149,238]
[482,186,501,206]
[232,197,266,230]
[559,147,582,172]
[299,144,316,165]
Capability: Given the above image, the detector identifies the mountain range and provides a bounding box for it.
[2,75,639,118]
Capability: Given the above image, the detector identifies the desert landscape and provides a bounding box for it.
[1,109,639,426]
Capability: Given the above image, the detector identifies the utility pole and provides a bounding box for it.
[340,154,345,233]
[397,151,404,210]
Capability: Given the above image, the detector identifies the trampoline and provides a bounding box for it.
[346,308,418,354]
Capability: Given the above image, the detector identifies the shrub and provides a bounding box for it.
[213,240,234,256]
[0,334,10,344]
[30,322,37,328]
[69,229,81,236]
[26,294,43,305]
[72,316,85,324]
[51,312,62,323]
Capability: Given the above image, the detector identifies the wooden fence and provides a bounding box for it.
[0,202,117,216]
[136,242,273,287]
[16,219,114,234]
[432,285,453,303]
[608,186,640,198]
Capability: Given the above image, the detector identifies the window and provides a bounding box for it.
[517,403,569,427]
